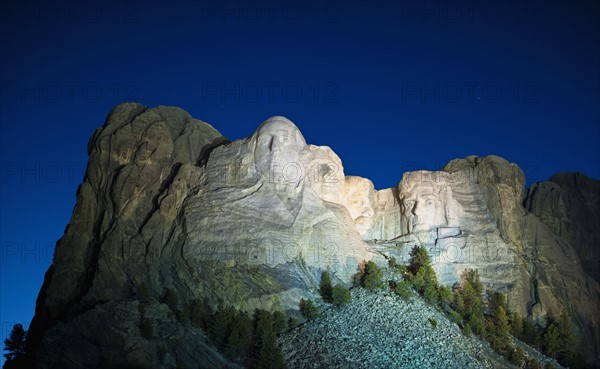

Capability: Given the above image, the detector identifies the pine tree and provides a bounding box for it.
[557,312,575,357]
[408,245,430,275]
[272,311,288,333]
[423,283,438,305]
[3,324,26,362]
[332,284,351,306]
[508,345,525,367]
[254,329,287,369]
[493,305,511,350]
[319,270,333,303]
[251,309,287,369]
[363,261,383,289]
[420,265,438,289]
[438,285,453,306]
[191,297,212,330]
[352,260,367,287]
[522,318,539,346]
[544,323,561,358]
[394,280,412,300]
[470,307,486,336]
[254,309,274,342]
[454,292,465,316]
[287,316,299,329]
[510,311,523,338]
[210,304,235,349]
[464,269,483,296]
[299,299,319,319]
[388,256,397,269]
[488,292,507,314]
[454,269,485,337]
[225,311,253,361]
[406,246,438,295]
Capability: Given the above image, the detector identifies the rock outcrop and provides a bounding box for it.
[27,104,373,369]
[353,156,600,362]
[524,172,600,283]
[27,104,600,368]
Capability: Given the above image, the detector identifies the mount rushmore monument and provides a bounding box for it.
[26,103,600,368]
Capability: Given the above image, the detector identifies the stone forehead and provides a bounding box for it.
[253,116,307,146]
[399,171,448,196]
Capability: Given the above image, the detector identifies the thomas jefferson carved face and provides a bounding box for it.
[253,116,307,185]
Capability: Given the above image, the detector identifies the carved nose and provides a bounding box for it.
[268,137,274,151]
[411,203,419,217]
[271,138,284,153]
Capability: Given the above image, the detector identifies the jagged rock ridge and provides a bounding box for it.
[27,103,600,368]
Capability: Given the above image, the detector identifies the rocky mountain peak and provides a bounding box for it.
[26,104,600,368]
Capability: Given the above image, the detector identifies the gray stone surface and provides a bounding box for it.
[524,172,600,283]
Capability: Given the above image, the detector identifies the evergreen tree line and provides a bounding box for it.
[135,285,289,369]
[181,298,288,369]
[319,269,351,306]
[382,246,591,369]
[299,269,352,320]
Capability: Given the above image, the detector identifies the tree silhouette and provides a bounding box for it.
[3,324,27,366]
[544,323,561,357]
[254,329,287,369]
[191,297,212,330]
[299,299,320,319]
[272,311,287,333]
[210,304,235,349]
[319,270,333,303]
[225,311,253,361]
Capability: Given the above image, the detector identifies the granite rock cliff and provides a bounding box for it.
[28,104,600,368]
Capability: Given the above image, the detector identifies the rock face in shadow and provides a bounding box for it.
[524,172,600,283]
[28,104,599,368]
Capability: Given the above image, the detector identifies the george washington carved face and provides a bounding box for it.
[252,116,307,185]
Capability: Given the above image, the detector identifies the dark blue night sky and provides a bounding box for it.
[0,0,598,358]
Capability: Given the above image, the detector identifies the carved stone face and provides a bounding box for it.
[253,117,307,185]
[400,176,447,233]
[308,148,345,205]
[344,177,375,235]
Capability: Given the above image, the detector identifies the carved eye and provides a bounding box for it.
[282,136,291,144]
[426,200,433,206]
[259,137,271,146]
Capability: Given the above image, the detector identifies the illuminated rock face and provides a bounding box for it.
[356,168,524,296]
[28,105,599,368]
[183,116,371,281]
[352,156,600,363]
